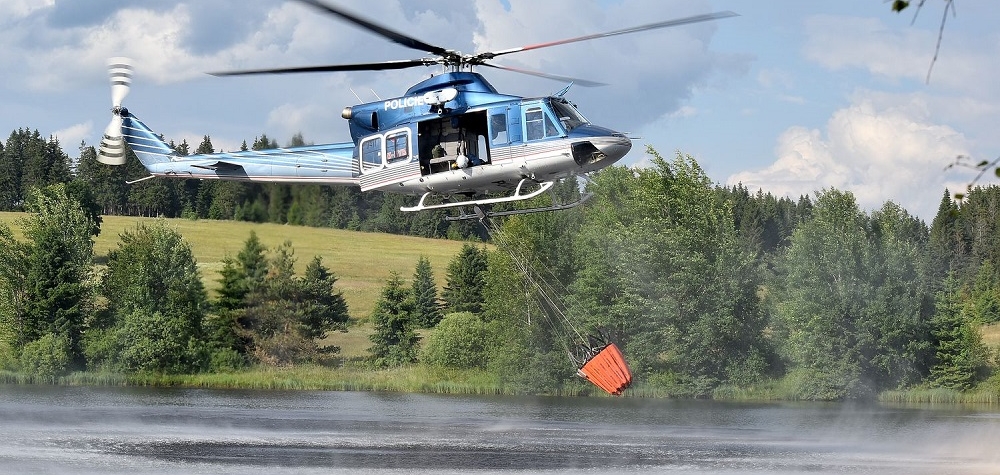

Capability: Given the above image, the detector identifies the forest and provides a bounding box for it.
[1,127,999,400]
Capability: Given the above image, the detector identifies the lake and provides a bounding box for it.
[0,385,997,474]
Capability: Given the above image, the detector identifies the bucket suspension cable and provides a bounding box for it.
[479,213,587,347]
[478,209,633,396]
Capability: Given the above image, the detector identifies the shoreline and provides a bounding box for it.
[3,367,999,405]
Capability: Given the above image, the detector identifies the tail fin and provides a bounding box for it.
[121,112,175,166]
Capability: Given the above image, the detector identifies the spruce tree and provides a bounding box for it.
[368,272,417,368]
[237,231,268,293]
[300,256,350,340]
[929,275,989,390]
[410,256,442,327]
[441,244,488,314]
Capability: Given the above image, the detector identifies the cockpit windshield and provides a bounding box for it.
[550,98,589,131]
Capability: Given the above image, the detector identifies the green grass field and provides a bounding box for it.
[0,212,476,320]
[981,322,1000,348]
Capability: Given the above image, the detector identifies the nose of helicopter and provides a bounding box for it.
[594,133,632,165]
[569,125,633,172]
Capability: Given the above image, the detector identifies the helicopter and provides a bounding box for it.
[97,0,736,218]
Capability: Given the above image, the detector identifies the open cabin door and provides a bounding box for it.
[417,111,492,176]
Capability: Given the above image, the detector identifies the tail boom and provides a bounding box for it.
[120,111,359,185]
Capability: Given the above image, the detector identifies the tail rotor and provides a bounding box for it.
[97,57,133,165]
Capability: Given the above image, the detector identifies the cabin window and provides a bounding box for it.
[385,131,410,165]
[361,137,382,170]
[525,107,560,141]
[490,113,508,145]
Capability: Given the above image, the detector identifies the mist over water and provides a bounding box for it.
[1,385,997,474]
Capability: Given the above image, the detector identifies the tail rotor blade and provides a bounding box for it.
[107,57,132,107]
[98,115,125,165]
[99,57,132,166]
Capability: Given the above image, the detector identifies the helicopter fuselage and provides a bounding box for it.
[121,72,631,201]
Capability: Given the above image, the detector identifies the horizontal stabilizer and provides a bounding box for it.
[190,160,245,171]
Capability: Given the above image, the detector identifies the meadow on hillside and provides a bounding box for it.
[0,212,472,318]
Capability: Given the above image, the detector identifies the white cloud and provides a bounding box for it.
[266,102,338,144]
[802,13,1000,98]
[802,15,931,83]
[52,122,92,152]
[722,11,1000,220]
[0,0,53,22]
[670,105,698,119]
[756,68,795,90]
[728,95,972,220]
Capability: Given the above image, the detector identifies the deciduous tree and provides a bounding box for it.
[18,184,95,370]
[92,220,208,373]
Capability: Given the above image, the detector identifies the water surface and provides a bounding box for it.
[1,385,997,474]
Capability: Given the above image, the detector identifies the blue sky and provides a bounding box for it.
[1,0,995,220]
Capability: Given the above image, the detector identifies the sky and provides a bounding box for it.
[1,0,996,221]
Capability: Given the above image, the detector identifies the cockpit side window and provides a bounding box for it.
[525,106,562,141]
[545,114,559,137]
[550,99,588,131]
[526,108,544,141]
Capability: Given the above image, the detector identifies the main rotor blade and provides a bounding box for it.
[478,11,739,61]
[295,0,451,56]
[209,59,430,76]
[482,63,606,87]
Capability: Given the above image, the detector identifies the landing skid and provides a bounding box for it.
[400,178,553,213]
[445,192,593,221]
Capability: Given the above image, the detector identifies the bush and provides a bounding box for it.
[777,367,866,401]
[113,309,206,374]
[209,348,246,372]
[19,332,71,381]
[0,339,16,371]
[421,312,488,369]
[251,328,318,367]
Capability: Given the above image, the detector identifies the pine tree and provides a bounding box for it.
[218,238,350,365]
[195,135,214,154]
[0,132,18,210]
[237,231,268,294]
[300,256,350,340]
[75,142,128,215]
[215,256,246,312]
[213,234,269,313]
